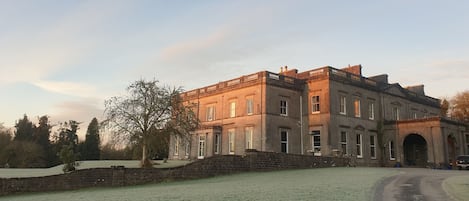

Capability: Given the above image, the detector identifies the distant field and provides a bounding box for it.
[0,160,190,178]
[0,167,398,201]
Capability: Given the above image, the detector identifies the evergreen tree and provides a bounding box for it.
[33,115,54,166]
[14,114,34,141]
[82,118,101,160]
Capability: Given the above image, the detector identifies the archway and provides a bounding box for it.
[403,134,427,166]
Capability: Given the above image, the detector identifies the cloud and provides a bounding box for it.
[32,80,98,98]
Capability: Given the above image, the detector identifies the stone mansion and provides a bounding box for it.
[168,65,468,167]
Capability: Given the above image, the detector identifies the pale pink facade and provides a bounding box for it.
[169,65,468,167]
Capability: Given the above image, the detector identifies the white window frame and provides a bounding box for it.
[228,129,235,155]
[312,130,321,156]
[354,98,361,118]
[246,98,254,115]
[214,133,221,154]
[368,102,375,120]
[356,134,363,158]
[229,101,236,118]
[311,95,320,113]
[280,129,289,153]
[340,95,347,115]
[198,135,206,159]
[206,105,216,121]
[389,141,396,160]
[280,100,288,116]
[245,127,253,149]
[370,135,377,159]
[340,131,347,155]
[174,135,179,156]
[184,141,190,156]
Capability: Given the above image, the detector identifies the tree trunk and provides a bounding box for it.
[140,142,152,168]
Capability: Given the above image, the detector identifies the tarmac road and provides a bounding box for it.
[373,168,468,201]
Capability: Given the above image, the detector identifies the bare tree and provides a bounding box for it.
[450,90,469,123]
[104,79,198,167]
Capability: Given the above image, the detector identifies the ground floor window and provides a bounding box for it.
[356,134,363,158]
[280,129,288,153]
[370,135,376,159]
[228,129,235,154]
[174,135,179,156]
[389,141,396,160]
[245,127,253,149]
[312,130,321,156]
[340,131,347,155]
[214,133,221,154]
[198,135,206,159]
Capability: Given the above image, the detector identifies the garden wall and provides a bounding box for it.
[0,150,350,196]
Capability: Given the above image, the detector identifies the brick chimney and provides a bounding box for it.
[341,64,362,76]
[279,66,298,77]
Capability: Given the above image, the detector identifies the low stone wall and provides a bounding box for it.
[0,150,349,196]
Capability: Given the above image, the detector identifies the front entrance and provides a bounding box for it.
[403,134,427,166]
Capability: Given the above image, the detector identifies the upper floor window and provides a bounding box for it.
[229,101,236,118]
[354,99,361,118]
[206,105,216,121]
[311,96,320,113]
[368,102,375,120]
[246,98,254,115]
[280,100,288,116]
[340,95,347,115]
[392,107,400,120]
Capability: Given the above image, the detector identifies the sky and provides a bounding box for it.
[1,0,468,139]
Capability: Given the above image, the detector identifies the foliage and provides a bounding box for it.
[0,127,12,167]
[58,144,80,172]
[14,114,34,141]
[450,90,469,123]
[52,120,81,169]
[440,99,449,117]
[81,118,101,160]
[104,79,199,168]
[0,141,46,168]
[33,115,55,166]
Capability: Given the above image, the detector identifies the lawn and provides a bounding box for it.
[443,175,469,201]
[0,160,190,178]
[0,167,397,201]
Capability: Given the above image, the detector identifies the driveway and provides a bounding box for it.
[373,168,468,201]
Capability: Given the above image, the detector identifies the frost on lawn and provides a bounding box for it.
[443,175,469,201]
[0,167,397,201]
[0,160,190,178]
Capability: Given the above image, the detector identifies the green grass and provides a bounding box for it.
[0,167,397,201]
[0,160,191,178]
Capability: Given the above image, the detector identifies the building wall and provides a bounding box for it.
[169,66,468,167]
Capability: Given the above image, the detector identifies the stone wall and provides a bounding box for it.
[0,151,349,196]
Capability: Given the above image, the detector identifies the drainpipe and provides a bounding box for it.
[300,95,304,155]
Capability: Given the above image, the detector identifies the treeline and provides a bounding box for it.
[0,115,169,169]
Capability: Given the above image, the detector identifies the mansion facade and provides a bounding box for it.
[168,65,468,167]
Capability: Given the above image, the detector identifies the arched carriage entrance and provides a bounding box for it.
[403,134,428,166]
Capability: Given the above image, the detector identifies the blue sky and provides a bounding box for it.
[1,1,468,138]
